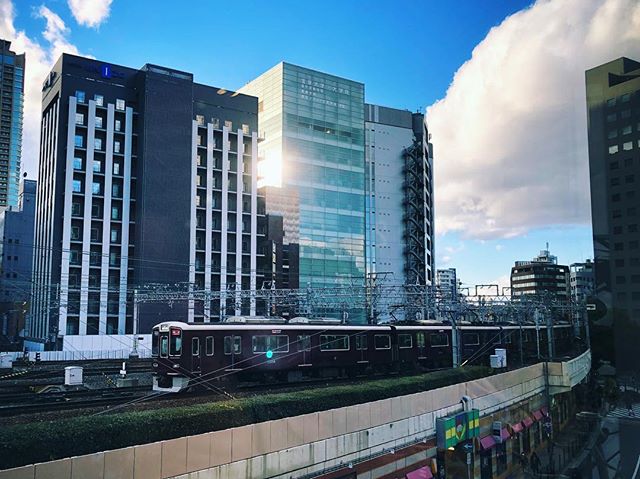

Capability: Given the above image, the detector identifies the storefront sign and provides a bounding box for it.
[436,409,480,449]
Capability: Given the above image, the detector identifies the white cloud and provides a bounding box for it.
[427,0,640,240]
[67,0,112,28]
[0,0,84,179]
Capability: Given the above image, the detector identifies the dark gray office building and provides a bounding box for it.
[510,248,569,300]
[0,179,35,345]
[29,54,265,345]
[0,39,24,208]
[586,57,640,369]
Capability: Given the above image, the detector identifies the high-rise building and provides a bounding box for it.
[364,104,434,287]
[569,260,594,303]
[0,179,35,344]
[29,54,265,345]
[239,63,366,307]
[436,268,458,300]
[0,40,24,208]
[510,248,569,299]
[586,57,640,368]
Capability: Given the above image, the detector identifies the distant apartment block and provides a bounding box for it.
[569,260,594,303]
[0,39,24,208]
[436,268,458,300]
[30,54,265,345]
[364,105,435,287]
[0,179,35,344]
[510,248,569,299]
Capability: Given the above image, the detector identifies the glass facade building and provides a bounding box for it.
[0,40,24,208]
[240,63,366,293]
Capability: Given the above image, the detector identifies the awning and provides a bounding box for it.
[511,422,524,434]
[480,435,496,450]
[532,409,544,421]
[500,428,511,441]
[406,466,433,479]
[522,417,534,428]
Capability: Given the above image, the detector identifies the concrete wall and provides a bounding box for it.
[0,352,590,479]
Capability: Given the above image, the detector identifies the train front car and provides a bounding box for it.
[152,322,191,392]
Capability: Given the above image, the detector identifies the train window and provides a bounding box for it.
[297,335,311,351]
[160,336,168,358]
[493,332,502,345]
[463,333,480,346]
[206,336,214,356]
[320,335,349,351]
[430,333,449,347]
[399,334,413,349]
[169,328,182,356]
[416,332,425,348]
[374,335,391,350]
[192,337,200,356]
[252,335,289,354]
[152,330,159,357]
[356,334,368,350]
[224,336,242,355]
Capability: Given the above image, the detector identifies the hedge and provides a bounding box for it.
[0,366,489,470]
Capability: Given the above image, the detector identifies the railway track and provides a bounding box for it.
[0,385,154,417]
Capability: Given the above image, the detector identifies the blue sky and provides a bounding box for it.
[5,0,625,289]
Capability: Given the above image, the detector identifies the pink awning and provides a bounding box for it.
[500,428,511,441]
[406,466,433,479]
[480,435,497,450]
[511,422,524,433]
[523,417,534,428]
[533,409,543,421]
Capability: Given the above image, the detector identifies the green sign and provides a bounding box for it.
[436,409,480,449]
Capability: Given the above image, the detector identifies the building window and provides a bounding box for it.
[224,120,232,129]
[622,125,632,135]
[606,98,616,107]
[111,229,119,242]
[113,162,121,175]
[94,138,102,151]
[115,119,122,131]
[621,109,631,119]
[75,113,84,125]
[609,145,619,154]
[73,157,82,170]
[114,140,121,153]
[608,130,618,139]
[92,182,101,195]
[90,227,100,241]
[242,124,250,134]
[74,135,84,148]
[111,206,120,220]
[623,141,633,151]
[72,202,81,216]
[607,113,616,122]
[94,94,104,106]
[116,99,125,111]
[621,93,631,103]
[93,160,101,173]
[71,226,80,240]
[72,180,82,193]
[75,90,85,103]
[95,116,103,129]
[196,115,204,126]
[112,183,121,197]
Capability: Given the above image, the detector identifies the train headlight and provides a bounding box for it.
[173,364,180,368]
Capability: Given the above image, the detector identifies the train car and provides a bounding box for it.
[151,319,580,392]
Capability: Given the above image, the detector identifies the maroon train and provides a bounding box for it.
[151,318,579,392]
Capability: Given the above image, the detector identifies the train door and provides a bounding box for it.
[416,331,427,363]
[224,335,242,371]
[191,337,201,373]
[355,332,368,367]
